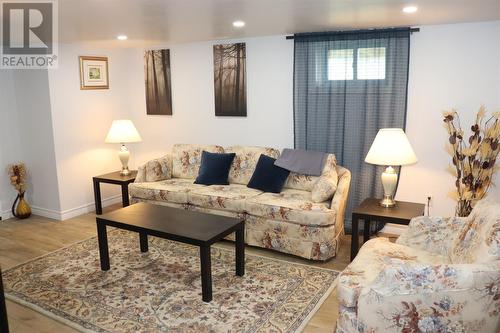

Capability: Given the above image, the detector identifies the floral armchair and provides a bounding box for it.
[337,199,500,333]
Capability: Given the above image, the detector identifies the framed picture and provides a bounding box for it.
[79,56,109,90]
[144,49,173,115]
[213,43,246,116]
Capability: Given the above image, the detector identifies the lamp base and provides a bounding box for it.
[380,166,398,208]
[120,167,131,176]
[118,144,130,176]
[380,194,396,208]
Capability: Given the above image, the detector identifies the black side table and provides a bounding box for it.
[350,198,425,261]
[93,171,137,215]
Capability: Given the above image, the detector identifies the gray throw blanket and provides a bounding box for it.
[274,148,326,176]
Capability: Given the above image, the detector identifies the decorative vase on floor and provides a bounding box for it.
[7,163,31,220]
[12,192,31,219]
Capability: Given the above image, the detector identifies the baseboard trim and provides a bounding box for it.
[1,209,13,221]
[59,195,122,220]
[1,195,122,221]
[31,206,62,220]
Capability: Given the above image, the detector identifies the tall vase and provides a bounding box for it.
[12,192,31,219]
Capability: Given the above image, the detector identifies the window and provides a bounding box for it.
[327,47,386,81]
[357,47,386,79]
[327,49,353,80]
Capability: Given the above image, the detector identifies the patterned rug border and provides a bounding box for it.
[294,277,337,332]
[5,292,97,333]
[4,230,339,333]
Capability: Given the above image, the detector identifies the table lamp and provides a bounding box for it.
[365,128,417,208]
[105,120,142,176]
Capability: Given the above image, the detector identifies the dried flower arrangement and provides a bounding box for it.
[443,106,500,216]
[7,163,27,194]
[7,163,31,219]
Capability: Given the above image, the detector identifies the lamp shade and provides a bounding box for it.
[105,120,142,143]
[365,128,417,166]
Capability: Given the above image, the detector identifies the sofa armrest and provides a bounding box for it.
[331,166,351,235]
[135,165,147,183]
[396,216,467,256]
[356,261,500,332]
[134,153,173,183]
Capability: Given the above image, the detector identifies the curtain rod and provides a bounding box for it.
[285,27,420,39]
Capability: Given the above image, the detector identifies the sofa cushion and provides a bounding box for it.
[139,154,173,182]
[450,199,500,264]
[311,155,338,202]
[284,153,337,193]
[188,184,262,213]
[338,238,449,308]
[225,146,280,185]
[194,151,235,185]
[129,179,205,204]
[247,155,290,193]
[172,144,225,179]
[245,188,334,226]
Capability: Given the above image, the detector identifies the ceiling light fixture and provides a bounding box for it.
[117,35,128,41]
[233,20,245,28]
[402,5,418,13]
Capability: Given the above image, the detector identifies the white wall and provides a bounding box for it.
[12,70,61,216]
[397,20,500,216]
[40,35,293,219]
[128,35,295,163]
[47,44,137,217]
[127,23,499,218]
[0,70,60,219]
[2,21,498,221]
[43,35,293,219]
[0,71,23,219]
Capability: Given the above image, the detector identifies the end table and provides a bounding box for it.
[93,171,137,215]
[350,198,425,261]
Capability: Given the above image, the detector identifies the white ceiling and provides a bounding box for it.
[59,0,500,47]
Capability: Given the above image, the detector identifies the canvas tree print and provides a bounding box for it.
[213,43,247,116]
[144,49,173,115]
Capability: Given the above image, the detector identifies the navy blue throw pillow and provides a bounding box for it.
[247,154,290,193]
[194,151,236,185]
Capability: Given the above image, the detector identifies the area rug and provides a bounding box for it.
[3,229,338,333]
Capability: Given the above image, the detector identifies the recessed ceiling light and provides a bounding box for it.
[233,20,245,28]
[117,35,128,41]
[402,5,418,13]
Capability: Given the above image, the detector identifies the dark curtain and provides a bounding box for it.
[293,28,411,232]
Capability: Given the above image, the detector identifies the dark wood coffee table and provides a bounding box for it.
[96,202,245,302]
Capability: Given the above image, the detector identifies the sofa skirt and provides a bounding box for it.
[130,198,342,260]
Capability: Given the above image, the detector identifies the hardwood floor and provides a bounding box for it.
[0,204,352,333]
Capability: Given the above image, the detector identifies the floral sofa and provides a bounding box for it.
[129,144,351,260]
[336,199,500,333]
